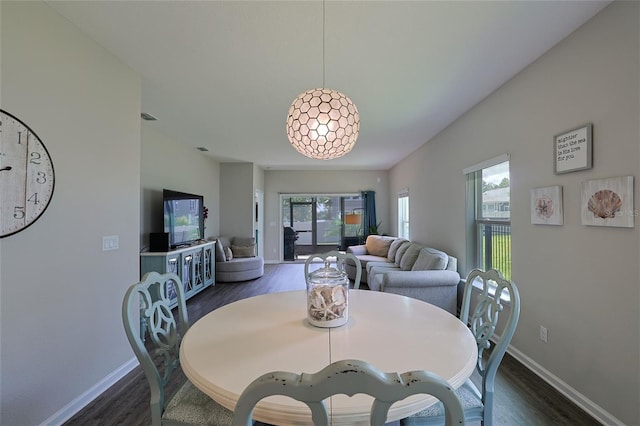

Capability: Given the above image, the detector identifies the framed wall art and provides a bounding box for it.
[581,176,634,227]
[554,124,592,174]
[530,186,563,225]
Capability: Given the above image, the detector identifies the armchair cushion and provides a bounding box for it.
[231,244,255,258]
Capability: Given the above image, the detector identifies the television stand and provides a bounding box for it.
[140,240,215,306]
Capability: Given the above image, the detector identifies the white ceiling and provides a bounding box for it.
[46,0,610,170]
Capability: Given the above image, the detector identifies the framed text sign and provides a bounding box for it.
[554,124,592,174]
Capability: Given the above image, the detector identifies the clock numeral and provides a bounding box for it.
[13,207,25,220]
[27,193,40,205]
[29,151,42,164]
[36,172,47,184]
[17,131,24,145]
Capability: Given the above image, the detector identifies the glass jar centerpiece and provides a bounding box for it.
[306,260,349,328]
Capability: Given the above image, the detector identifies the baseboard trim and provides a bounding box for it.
[507,345,623,426]
[40,357,139,426]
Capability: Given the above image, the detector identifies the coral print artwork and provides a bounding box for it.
[581,176,634,228]
[530,186,563,225]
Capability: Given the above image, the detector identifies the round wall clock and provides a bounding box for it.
[0,109,55,238]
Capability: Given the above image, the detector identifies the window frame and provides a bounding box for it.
[397,189,409,240]
[464,154,511,280]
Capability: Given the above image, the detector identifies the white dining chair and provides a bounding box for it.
[232,359,465,426]
[122,271,234,426]
[304,250,362,289]
[401,268,520,426]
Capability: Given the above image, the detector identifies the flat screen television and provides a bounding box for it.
[163,189,204,248]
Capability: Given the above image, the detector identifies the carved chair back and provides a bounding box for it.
[232,359,464,426]
[122,271,189,425]
[461,268,520,424]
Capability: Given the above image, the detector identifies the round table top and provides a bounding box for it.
[180,289,477,425]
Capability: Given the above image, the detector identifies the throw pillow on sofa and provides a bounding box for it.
[412,247,449,271]
[224,246,233,261]
[365,235,395,257]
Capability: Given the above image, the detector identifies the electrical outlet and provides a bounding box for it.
[539,325,548,343]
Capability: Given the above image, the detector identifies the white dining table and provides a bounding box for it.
[180,289,477,425]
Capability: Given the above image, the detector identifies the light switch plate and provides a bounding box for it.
[102,235,119,251]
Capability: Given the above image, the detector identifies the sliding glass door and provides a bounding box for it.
[291,200,314,253]
[282,195,363,258]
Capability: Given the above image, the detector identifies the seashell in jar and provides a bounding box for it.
[331,285,347,306]
[588,189,622,219]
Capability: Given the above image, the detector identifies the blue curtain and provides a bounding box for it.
[361,191,377,237]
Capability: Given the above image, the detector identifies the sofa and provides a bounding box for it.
[213,236,264,282]
[345,235,460,314]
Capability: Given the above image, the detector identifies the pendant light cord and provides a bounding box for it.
[322,0,326,88]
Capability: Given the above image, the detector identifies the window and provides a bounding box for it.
[398,189,409,240]
[465,155,511,280]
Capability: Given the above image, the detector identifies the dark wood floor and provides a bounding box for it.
[65,263,600,426]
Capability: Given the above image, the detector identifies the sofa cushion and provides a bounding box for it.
[366,260,395,275]
[365,235,395,257]
[231,244,255,258]
[400,243,422,271]
[394,241,412,265]
[368,264,401,286]
[412,247,449,271]
[387,238,408,261]
[215,239,226,262]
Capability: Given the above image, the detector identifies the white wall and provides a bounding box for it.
[0,2,141,424]
[390,2,639,424]
[220,162,255,239]
[140,123,221,246]
[263,170,389,262]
